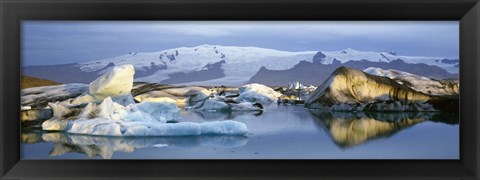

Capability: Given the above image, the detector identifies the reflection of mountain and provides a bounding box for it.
[39,132,248,159]
[308,111,458,148]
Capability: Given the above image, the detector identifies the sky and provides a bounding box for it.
[22,21,459,66]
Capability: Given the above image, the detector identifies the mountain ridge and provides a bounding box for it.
[23,45,459,85]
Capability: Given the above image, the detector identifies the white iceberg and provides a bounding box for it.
[199,99,230,112]
[43,118,248,136]
[67,64,136,106]
[89,64,135,100]
[237,83,282,104]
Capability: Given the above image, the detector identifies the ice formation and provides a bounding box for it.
[21,83,89,108]
[363,67,459,96]
[133,84,211,107]
[237,83,282,104]
[305,66,440,112]
[41,64,249,136]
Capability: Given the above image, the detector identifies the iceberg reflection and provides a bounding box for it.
[309,111,458,148]
[189,110,263,121]
[38,132,248,159]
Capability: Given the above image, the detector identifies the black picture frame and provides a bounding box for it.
[1,0,479,179]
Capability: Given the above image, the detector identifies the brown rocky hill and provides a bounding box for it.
[21,75,61,89]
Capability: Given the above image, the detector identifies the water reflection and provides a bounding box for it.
[23,132,248,159]
[192,110,263,121]
[21,106,459,159]
[309,111,459,148]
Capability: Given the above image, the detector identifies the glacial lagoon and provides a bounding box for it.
[21,105,459,159]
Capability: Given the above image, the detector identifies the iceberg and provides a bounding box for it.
[41,64,249,137]
[89,64,135,100]
[199,99,230,112]
[305,67,436,111]
[363,67,459,96]
[43,118,248,136]
[65,64,136,106]
[133,83,211,108]
[21,83,88,108]
[237,83,282,104]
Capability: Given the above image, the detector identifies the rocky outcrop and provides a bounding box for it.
[21,75,61,89]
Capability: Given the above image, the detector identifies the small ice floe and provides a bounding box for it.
[152,144,169,148]
[237,83,282,104]
[21,106,32,111]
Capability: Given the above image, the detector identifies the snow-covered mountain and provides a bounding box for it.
[79,44,316,85]
[315,49,458,74]
[23,44,459,85]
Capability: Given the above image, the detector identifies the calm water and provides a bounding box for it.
[21,105,459,159]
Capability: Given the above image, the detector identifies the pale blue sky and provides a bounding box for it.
[22,21,459,66]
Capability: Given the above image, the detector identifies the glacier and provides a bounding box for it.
[70,45,458,86]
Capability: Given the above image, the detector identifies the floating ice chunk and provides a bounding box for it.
[21,106,32,111]
[85,97,180,123]
[21,83,89,108]
[134,97,177,104]
[152,144,168,148]
[96,97,127,120]
[111,94,136,106]
[89,64,135,100]
[42,119,72,131]
[133,85,211,107]
[48,102,75,118]
[43,118,249,136]
[237,83,282,104]
[200,99,230,112]
[78,102,96,118]
[200,120,249,135]
[122,100,180,123]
